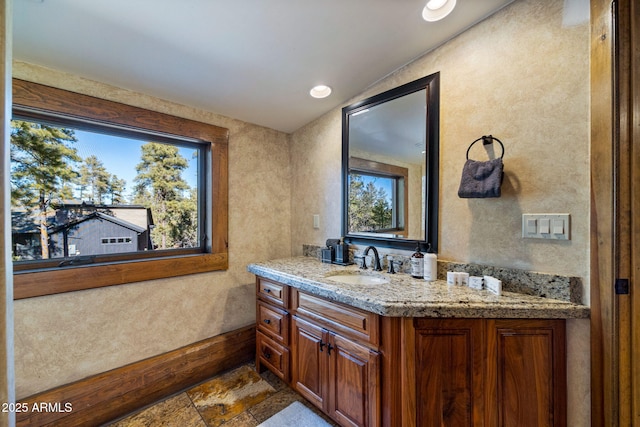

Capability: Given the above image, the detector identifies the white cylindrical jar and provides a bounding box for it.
[423,247,437,281]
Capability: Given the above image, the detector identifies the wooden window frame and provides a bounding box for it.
[11,79,229,299]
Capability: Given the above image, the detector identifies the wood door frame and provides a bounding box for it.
[591,0,640,425]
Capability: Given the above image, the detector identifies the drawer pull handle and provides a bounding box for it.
[263,351,271,360]
[263,288,272,293]
[327,344,334,356]
[263,319,271,324]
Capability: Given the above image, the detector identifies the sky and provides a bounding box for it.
[73,129,199,200]
[358,174,393,204]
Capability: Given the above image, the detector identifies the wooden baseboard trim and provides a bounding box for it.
[16,325,256,426]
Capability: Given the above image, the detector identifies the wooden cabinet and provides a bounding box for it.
[328,331,380,427]
[485,319,566,427]
[292,315,380,427]
[292,316,328,409]
[255,275,567,427]
[256,278,381,427]
[255,278,291,382]
[414,319,485,427]
[414,318,566,427]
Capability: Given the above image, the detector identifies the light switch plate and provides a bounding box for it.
[522,213,570,240]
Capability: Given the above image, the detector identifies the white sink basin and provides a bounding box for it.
[325,272,389,285]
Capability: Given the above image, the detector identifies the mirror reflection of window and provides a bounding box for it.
[348,158,408,237]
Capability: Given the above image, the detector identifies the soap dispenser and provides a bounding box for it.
[335,238,350,265]
[410,244,424,278]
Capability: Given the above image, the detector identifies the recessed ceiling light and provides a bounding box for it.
[422,0,456,22]
[426,0,448,10]
[310,85,332,99]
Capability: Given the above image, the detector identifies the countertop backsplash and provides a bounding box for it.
[302,244,582,304]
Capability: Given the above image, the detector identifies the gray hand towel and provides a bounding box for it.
[457,158,503,198]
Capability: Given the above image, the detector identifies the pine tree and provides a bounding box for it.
[81,155,110,204]
[348,173,392,233]
[106,174,127,204]
[10,120,81,259]
[133,142,191,249]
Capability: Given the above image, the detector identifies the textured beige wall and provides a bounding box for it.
[12,61,292,398]
[290,0,591,424]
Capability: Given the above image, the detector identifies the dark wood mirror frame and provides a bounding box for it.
[341,72,440,251]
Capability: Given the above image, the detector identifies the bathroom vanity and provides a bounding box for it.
[248,257,589,427]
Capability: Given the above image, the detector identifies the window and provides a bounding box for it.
[348,157,409,236]
[11,118,204,260]
[11,79,229,299]
[101,238,133,245]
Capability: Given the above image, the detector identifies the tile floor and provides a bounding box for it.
[104,364,339,427]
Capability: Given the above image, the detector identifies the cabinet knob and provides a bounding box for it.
[263,351,271,360]
[263,319,271,324]
[319,341,325,352]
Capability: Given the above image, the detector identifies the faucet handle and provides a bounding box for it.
[387,255,403,274]
[354,254,367,269]
[387,256,396,274]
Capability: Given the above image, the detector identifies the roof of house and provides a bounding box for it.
[48,211,147,235]
[12,206,150,236]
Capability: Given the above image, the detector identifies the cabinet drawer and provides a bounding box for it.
[257,300,289,344]
[257,331,290,382]
[292,289,379,347]
[256,277,288,307]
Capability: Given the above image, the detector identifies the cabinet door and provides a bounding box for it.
[327,333,380,427]
[485,319,566,427]
[414,318,484,427]
[292,315,329,410]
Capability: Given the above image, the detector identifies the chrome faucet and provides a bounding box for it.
[361,246,383,271]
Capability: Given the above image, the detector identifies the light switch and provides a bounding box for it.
[522,214,570,240]
[313,214,320,229]
[539,218,550,234]
[552,219,564,235]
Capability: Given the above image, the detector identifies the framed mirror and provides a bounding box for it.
[342,73,439,251]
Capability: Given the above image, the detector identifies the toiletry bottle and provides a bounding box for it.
[410,244,424,278]
[335,238,349,264]
[423,244,437,281]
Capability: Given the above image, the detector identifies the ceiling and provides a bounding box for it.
[13,0,516,134]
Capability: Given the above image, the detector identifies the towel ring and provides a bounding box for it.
[465,135,505,160]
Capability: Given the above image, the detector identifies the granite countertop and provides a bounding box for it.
[247,257,590,319]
